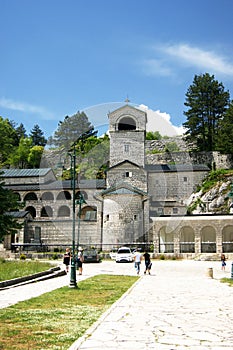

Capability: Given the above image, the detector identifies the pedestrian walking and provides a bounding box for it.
[76,247,84,275]
[134,248,142,275]
[143,250,152,275]
[63,248,71,273]
[221,253,226,270]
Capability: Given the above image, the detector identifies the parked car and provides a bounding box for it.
[83,249,101,263]
[115,246,134,263]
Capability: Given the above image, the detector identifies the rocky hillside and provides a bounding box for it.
[186,171,233,215]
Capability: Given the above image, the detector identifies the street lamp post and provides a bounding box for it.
[76,192,86,250]
[69,146,77,288]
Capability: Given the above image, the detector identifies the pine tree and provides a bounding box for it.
[29,124,47,146]
[51,111,96,149]
[217,100,233,154]
[183,73,230,151]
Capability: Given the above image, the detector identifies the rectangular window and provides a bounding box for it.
[173,207,178,214]
[183,177,188,182]
[125,171,132,177]
[124,144,129,153]
[84,211,97,221]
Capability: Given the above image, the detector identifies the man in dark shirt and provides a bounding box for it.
[143,250,152,275]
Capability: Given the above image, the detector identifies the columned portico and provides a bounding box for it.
[151,215,233,258]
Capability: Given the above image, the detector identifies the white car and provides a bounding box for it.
[115,246,134,263]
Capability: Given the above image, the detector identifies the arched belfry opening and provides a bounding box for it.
[118,116,136,130]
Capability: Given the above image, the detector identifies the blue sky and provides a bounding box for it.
[1,0,233,138]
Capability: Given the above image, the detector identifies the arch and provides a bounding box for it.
[24,192,38,201]
[41,206,53,217]
[58,205,70,217]
[75,191,88,201]
[180,226,195,253]
[25,206,36,218]
[41,192,54,201]
[222,225,233,253]
[118,116,136,131]
[56,191,71,200]
[201,226,216,253]
[81,205,97,221]
[159,226,174,253]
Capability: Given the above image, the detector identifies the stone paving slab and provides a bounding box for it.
[0,259,233,349]
[69,260,233,350]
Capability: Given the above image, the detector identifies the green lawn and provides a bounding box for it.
[221,277,233,286]
[0,259,53,282]
[0,274,138,349]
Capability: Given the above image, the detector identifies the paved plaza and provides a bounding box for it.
[1,259,233,349]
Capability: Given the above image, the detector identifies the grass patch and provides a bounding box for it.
[220,277,233,286]
[0,274,138,349]
[0,260,53,282]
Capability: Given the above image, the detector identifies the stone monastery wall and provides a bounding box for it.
[146,140,233,169]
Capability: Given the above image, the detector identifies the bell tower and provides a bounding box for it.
[108,104,147,168]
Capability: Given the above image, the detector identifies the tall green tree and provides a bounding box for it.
[0,117,17,165]
[8,137,33,168]
[183,73,230,151]
[29,124,47,146]
[8,121,27,146]
[51,111,97,149]
[0,175,22,241]
[217,100,233,154]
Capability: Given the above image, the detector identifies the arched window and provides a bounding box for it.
[56,191,71,200]
[58,205,70,217]
[80,205,97,221]
[159,227,174,253]
[180,226,195,253]
[201,226,216,253]
[118,116,136,130]
[222,225,233,252]
[25,206,36,218]
[75,191,88,201]
[24,192,38,201]
[41,206,53,217]
[41,192,54,200]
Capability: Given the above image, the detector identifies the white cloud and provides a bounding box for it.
[85,102,184,137]
[143,42,233,78]
[0,97,55,119]
[160,43,233,76]
[138,104,184,136]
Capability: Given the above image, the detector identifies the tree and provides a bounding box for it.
[0,175,22,241]
[28,145,44,168]
[217,100,233,154]
[51,111,97,149]
[146,131,162,140]
[9,121,27,146]
[29,124,47,146]
[62,134,110,180]
[183,73,230,151]
[0,117,18,165]
[8,137,32,168]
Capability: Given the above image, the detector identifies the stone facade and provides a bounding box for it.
[151,215,233,259]
[2,104,233,256]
